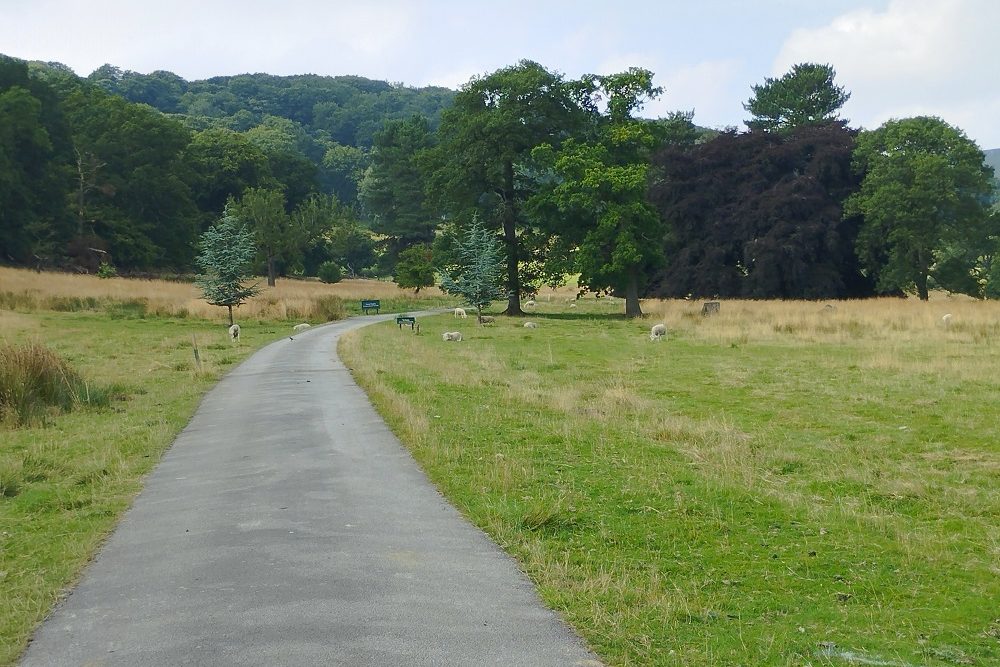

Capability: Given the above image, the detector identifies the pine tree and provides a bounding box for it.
[195,208,261,325]
[439,218,507,324]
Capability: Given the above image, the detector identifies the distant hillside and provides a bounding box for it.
[985,148,1000,173]
[81,65,456,149]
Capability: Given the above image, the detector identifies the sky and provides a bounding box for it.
[1,0,997,149]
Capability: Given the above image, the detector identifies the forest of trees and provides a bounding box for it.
[1,54,997,308]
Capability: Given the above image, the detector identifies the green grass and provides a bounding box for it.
[340,310,1000,666]
[0,311,285,665]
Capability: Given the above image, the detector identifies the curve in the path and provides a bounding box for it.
[21,315,601,667]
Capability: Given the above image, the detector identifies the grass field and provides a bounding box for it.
[0,267,450,665]
[340,297,1000,666]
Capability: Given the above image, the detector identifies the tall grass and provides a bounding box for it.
[0,341,122,427]
[0,266,451,322]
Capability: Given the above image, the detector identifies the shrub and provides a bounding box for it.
[0,342,120,427]
[394,244,436,293]
[97,262,118,279]
[312,295,347,321]
[318,261,343,284]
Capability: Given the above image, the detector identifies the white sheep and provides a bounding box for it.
[942,313,953,327]
[442,331,463,341]
[569,303,577,309]
[525,300,536,307]
[228,323,241,344]
[524,321,538,329]
[292,323,311,332]
[650,323,667,341]
[454,307,467,319]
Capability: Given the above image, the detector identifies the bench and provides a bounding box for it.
[396,315,419,333]
[361,299,381,314]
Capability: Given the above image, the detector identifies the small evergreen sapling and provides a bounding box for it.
[439,218,507,324]
[195,208,261,326]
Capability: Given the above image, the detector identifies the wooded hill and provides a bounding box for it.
[1,55,997,305]
[0,55,453,275]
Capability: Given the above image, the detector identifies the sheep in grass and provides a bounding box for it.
[442,331,463,342]
[228,323,241,344]
[454,307,467,319]
[650,323,667,341]
[525,300,536,307]
[942,313,953,327]
[479,315,495,325]
[524,321,538,329]
[292,323,311,332]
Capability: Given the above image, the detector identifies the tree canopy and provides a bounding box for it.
[431,60,595,315]
[745,63,850,133]
[529,69,673,317]
[845,116,994,300]
[649,122,873,299]
[2,52,998,304]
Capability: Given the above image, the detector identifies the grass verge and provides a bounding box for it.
[340,299,1000,666]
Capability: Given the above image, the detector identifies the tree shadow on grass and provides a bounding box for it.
[517,312,631,322]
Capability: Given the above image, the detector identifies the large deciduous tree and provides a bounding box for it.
[232,187,290,287]
[845,116,994,300]
[530,69,671,317]
[649,122,873,299]
[430,60,593,315]
[745,63,850,133]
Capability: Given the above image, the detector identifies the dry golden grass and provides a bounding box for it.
[641,295,1000,346]
[0,266,447,321]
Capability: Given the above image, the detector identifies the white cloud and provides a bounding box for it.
[774,0,1000,147]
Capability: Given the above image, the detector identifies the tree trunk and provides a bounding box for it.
[916,273,929,301]
[624,267,643,318]
[501,160,524,316]
[916,249,929,301]
[267,255,277,287]
[227,305,234,326]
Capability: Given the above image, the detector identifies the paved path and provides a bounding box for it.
[21,316,601,666]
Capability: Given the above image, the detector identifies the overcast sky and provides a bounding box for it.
[2,0,997,148]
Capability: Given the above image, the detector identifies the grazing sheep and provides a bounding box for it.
[479,315,495,324]
[569,303,577,309]
[942,313,953,327]
[524,321,538,329]
[228,323,241,344]
[442,331,463,342]
[454,307,467,319]
[525,300,536,307]
[292,323,311,332]
[650,323,667,341]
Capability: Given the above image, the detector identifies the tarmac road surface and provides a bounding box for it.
[21,315,601,666]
